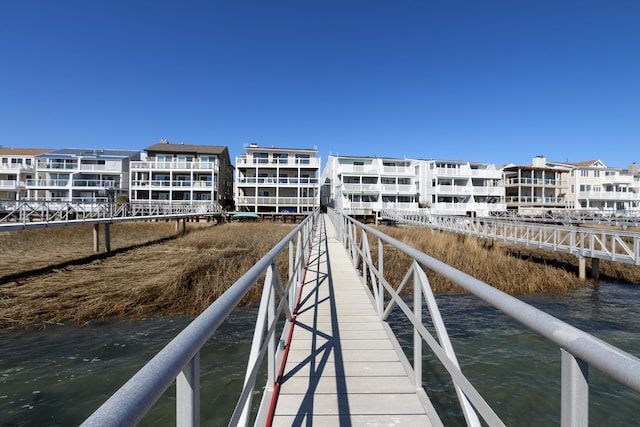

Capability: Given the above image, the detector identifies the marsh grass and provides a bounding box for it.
[0,222,293,329]
[3,220,639,329]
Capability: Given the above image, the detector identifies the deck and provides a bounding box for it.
[270,214,440,426]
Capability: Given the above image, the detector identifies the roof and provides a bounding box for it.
[0,147,52,156]
[37,148,141,160]
[244,144,317,154]
[145,143,229,156]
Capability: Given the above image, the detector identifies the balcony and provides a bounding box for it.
[236,157,321,167]
[131,180,214,189]
[469,168,502,179]
[577,191,640,201]
[236,177,319,186]
[602,174,634,185]
[236,196,316,206]
[381,166,414,176]
[72,179,120,189]
[1,163,36,172]
[434,184,473,195]
[0,180,23,189]
[341,183,380,193]
[131,161,219,171]
[504,178,568,187]
[434,166,472,177]
[380,184,415,194]
[26,178,70,188]
[505,196,567,205]
[337,164,379,175]
[37,161,78,170]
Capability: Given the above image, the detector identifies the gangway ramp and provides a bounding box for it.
[271,215,440,426]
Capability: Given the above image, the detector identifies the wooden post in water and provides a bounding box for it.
[104,223,111,252]
[578,255,586,280]
[93,224,100,253]
[591,258,600,280]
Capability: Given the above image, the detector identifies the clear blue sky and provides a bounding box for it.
[1,1,638,169]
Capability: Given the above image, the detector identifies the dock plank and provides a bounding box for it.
[269,214,439,426]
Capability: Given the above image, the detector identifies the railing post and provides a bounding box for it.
[561,349,589,427]
[377,237,384,317]
[413,265,422,387]
[177,352,200,427]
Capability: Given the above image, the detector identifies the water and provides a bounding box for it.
[1,283,639,426]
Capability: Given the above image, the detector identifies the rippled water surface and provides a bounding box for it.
[1,283,640,426]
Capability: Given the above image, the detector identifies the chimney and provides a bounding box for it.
[629,162,639,175]
[532,156,546,168]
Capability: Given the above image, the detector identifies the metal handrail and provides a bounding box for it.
[0,200,225,231]
[81,210,318,426]
[380,209,640,265]
[329,208,640,426]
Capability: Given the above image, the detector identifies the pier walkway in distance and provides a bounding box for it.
[270,214,440,426]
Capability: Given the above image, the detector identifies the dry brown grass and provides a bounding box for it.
[0,222,293,329]
[373,225,590,295]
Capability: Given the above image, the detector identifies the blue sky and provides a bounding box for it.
[1,1,638,169]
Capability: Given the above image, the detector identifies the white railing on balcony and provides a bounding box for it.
[505,196,568,205]
[337,164,379,174]
[602,174,634,185]
[236,196,316,206]
[470,169,502,179]
[381,166,413,175]
[37,162,78,170]
[434,166,472,176]
[577,191,640,201]
[470,186,504,196]
[504,178,568,187]
[26,178,70,187]
[341,183,380,193]
[236,177,319,185]
[131,161,219,171]
[235,157,321,167]
[72,180,120,189]
[0,180,23,189]
[380,184,415,193]
[0,164,36,171]
[131,180,214,189]
[435,184,473,195]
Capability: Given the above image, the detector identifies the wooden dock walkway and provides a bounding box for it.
[270,214,440,426]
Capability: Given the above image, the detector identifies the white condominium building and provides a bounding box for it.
[418,159,505,216]
[235,144,320,213]
[130,141,233,208]
[551,160,640,212]
[322,155,419,215]
[26,148,140,202]
[0,147,51,200]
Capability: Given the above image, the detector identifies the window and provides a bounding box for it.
[594,170,600,177]
[581,170,588,177]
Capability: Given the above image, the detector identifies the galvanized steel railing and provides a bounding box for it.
[329,208,640,426]
[81,210,319,426]
[380,208,640,266]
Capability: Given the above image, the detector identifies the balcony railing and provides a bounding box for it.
[131,180,214,188]
[381,166,413,176]
[235,157,321,167]
[36,162,78,170]
[236,177,319,185]
[235,196,317,206]
[26,179,70,187]
[341,183,380,193]
[72,180,120,189]
[0,180,24,189]
[131,161,219,171]
[504,178,568,187]
[380,184,415,193]
[0,164,36,171]
[577,191,640,201]
[505,196,567,205]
